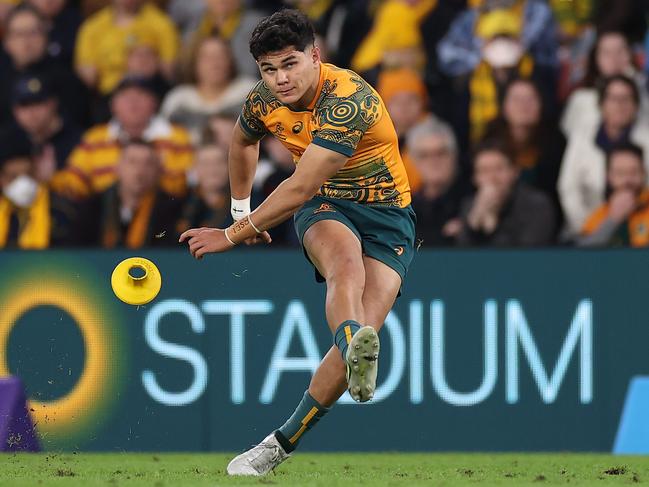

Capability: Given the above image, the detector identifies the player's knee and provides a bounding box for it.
[328,261,365,296]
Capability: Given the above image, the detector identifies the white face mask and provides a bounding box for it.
[3,174,39,208]
[483,38,523,68]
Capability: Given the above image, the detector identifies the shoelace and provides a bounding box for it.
[248,442,284,473]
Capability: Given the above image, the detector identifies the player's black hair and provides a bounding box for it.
[249,9,315,61]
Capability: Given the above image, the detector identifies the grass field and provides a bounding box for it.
[2,452,649,486]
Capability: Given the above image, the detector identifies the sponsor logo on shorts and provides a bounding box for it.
[394,246,404,256]
[313,203,336,214]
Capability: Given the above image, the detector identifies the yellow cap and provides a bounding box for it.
[111,257,162,305]
[476,9,523,39]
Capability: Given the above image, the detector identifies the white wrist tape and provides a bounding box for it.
[231,196,251,221]
[248,214,262,234]
[224,228,235,245]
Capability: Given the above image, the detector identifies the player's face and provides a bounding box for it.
[257,45,320,107]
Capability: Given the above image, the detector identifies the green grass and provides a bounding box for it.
[2,453,649,486]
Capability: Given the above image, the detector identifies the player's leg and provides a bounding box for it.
[273,219,367,453]
[305,255,401,405]
[360,255,402,329]
[302,219,366,330]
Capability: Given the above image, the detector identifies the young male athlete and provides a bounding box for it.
[179,9,415,476]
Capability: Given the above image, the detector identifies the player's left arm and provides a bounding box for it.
[179,144,348,259]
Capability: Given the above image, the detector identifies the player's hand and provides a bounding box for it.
[179,227,234,259]
[243,231,272,246]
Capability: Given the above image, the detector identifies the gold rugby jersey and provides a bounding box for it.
[238,63,411,207]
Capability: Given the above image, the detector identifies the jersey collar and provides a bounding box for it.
[306,63,326,111]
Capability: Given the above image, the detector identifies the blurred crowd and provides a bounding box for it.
[1,0,649,250]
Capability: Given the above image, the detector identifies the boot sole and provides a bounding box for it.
[345,326,380,402]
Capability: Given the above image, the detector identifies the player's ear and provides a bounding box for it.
[310,45,321,65]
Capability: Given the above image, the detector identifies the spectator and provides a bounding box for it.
[580,143,649,247]
[0,131,83,248]
[407,117,469,247]
[559,75,649,236]
[350,0,436,80]
[8,73,83,183]
[27,0,82,68]
[177,142,230,233]
[442,7,558,144]
[377,67,436,193]
[52,75,193,199]
[86,138,183,248]
[483,77,565,222]
[437,0,558,78]
[561,31,649,137]
[458,140,556,246]
[184,0,265,79]
[0,3,89,126]
[75,0,179,96]
[161,36,256,143]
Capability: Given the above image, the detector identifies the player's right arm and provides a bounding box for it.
[228,118,271,244]
[229,121,261,201]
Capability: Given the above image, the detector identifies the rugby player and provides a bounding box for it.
[179,9,415,476]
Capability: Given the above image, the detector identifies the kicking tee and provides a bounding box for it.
[238,63,411,207]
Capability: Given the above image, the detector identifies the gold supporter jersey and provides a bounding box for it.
[238,63,411,207]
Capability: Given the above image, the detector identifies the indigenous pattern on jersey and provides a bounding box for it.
[238,63,411,207]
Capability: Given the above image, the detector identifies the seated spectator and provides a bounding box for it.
[377,68,436,193]
[350,0,437,80]
[184,0,264,79]
[75,0,179,96]
[9,73,83,182]
[559,75,649,236]
[458,140,556,246]
[437,0,558,78]
[483,77,566,222]
[161,36,256,143]
[52,75,193,199]
[456,7,558,143]
[177,141,230,232]
[407,117,469,247]
[86,138,182,248]
[0,132,83,248]
[0,3,88,126]
[580,143,649,247]
[561,31,649,137]
[27,0,82,68]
